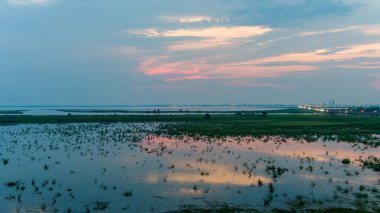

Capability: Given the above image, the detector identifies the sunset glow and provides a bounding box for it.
[1,0,380,105]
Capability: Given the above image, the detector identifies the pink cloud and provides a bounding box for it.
[236,43,380,66]
[131,26,272,50]
[164,75,216,82]
[135,42,380,84]
[167,39,240,51]
[139,55,318,82]
[140,58,210,76]
[131,26,272,39]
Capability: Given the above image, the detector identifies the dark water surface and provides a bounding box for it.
[0,105,291,115]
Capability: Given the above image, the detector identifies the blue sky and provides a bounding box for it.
[1,0,380,105]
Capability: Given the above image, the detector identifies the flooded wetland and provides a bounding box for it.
[0,121,379,212]
[4,0,380,211]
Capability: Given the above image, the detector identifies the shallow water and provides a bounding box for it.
[0,105,287,115]
[0,123,379,212]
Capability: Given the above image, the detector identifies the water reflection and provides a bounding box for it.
[0,124,379,212]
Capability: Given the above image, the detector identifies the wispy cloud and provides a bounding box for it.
[136,42,380,83]
[361,26,380,35]
[300,25,380,37]
[166,39,242,51]
[6,0,52,6]
[335,63,380,70]
[160,16,221,23]
[131,26,271,39]
[238,43,380,65]
[130,26,272,50]
[164,75,215,82]
[256,25,380,48]
[300,26,359,36]
[124,8,380,90]
[139,55,317,82]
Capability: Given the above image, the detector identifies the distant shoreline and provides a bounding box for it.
[0,110,25,115]
[0,108,305,115]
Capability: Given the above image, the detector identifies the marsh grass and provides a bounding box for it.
[342,158,351,165]
[4,181,18,187]
[1,114,380,145]
[123,191,132,197]
[93,201,110,210]
[158,115,380,146]
[362,156,380,171]
[2,158,9,166]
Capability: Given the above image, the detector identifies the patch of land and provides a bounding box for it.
[0,110,25,115]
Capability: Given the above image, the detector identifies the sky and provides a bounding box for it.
[1,0,380,106]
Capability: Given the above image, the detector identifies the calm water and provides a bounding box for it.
[0,123,379,212]
[0,105,292,115]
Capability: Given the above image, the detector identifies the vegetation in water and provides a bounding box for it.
[1,114,380,145]
[362,156,380,171]
[342,158,351,165]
